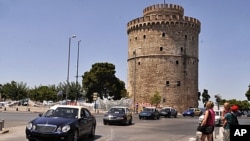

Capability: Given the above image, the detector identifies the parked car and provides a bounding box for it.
[139,107,160,120]
[159,107,178,118]
[236,110,244,117]
[103,106,132,125]
[198,110,222,126]
[247,111,250,117]
[183,108,202,117]
[26,105,96,141]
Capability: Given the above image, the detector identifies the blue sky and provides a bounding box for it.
[0,0,249,102]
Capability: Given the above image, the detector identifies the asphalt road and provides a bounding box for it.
[0,112,249,141]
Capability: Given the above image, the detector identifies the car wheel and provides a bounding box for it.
[139,116,141,119]
[129,118,132,125]
[67,130,78,141]
[103,121,107,125]
[88,125,95,138]
[28,139,36,141]
[73,130,79,141]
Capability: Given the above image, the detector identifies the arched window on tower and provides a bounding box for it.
[162,33,165,37]
[143,35,146,39]
[176,60,179,64]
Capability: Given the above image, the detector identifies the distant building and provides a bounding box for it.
[127,3,201,112]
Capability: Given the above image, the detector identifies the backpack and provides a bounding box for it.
[229,113,239,126]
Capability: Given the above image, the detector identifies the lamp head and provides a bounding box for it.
[72,35,76,38]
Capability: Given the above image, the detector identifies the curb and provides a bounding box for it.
[0,129,9,134]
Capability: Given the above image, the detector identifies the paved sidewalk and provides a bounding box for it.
[188,131,223,141]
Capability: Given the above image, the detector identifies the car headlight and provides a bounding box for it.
[26,123,33,130]
[61,125,70,132]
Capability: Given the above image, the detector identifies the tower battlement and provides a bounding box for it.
[127,15,201,34]
[143,4,184,17]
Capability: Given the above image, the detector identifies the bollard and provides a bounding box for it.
[16,107,18,111]
[28,108,30,111]
[4,107,6,111]
[0,119,4,131]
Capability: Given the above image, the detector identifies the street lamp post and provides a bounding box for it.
[66,35,76,103]
[93,92,98,113]
[76,40,81,101]
[0,84,2,101]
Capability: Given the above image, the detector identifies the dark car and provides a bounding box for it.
[182,108,195,117]
[139,107,160,120]
[26,105,96,141]
[247,111,250,117]
[103,106,132,125]
[159,107,178,118]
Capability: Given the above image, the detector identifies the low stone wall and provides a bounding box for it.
[0,106,49,113]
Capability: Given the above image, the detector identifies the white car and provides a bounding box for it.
[198,110,222,126]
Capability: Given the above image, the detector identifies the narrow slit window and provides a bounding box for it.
[160,47,163,51]
[176,60,179,64]
[181,47,183,52]
[177,81,181,86]
[166,81,169,86]
[185,35,187,39]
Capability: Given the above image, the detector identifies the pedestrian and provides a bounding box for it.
[222,104,239,141]
[222,102,231,122]
[200,101,215,141]
[219,102,231,139]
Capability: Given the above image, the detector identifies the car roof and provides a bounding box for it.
[163,107,175,109]
[50,105,83,110]
[109,106,128,109]
[144,107,156,109]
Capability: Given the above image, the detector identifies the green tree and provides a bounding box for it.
[202,89,210,107]
[219,99,250,111]
[150,91,162,107]
[82,62,127,102]
[28,85,57,102]
[1,81,28,100]
[245,85,250,101]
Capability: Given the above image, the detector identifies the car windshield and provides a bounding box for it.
[161,108,170,112]
[43,107,78,118]
[109,108,125,114]
[143,108,155,112]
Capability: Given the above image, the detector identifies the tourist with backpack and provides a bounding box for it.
[222,105,239,141]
